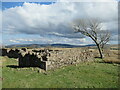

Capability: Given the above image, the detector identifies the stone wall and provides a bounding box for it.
[46,48,94,70]
[0,49,8,56]
[0,48,23,58]
[19,53,41,67]
[0,48,94,71]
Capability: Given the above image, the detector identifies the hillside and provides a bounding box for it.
[5,43,96,48]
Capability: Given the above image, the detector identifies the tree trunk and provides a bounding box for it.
[89,36,104,59]
[96,44,104,59]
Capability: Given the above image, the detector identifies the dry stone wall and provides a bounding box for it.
[0,48,94,70]
[46,48,94,70]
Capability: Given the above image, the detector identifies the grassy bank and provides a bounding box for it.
[1,56,119,88]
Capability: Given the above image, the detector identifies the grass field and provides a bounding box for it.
[1,56,119,88]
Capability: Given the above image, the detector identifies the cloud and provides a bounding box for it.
[3,1,118,35]
[2,0,118,45]
[10,40,20,43]
[59,0,118,2]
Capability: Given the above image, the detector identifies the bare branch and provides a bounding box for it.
[73,18,111,59]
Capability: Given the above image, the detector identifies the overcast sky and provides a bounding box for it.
[1,0,118,45]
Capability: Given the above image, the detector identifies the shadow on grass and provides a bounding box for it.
[99,61,120,64]
[94,57,102,59]
[6,65,41,68]
[94,57,120,64]
[99,61,114,64]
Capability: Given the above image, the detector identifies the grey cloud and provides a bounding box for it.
[2,1,118,39]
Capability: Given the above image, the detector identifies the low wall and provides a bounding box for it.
[1,48,94,71]
[46,48,94,70]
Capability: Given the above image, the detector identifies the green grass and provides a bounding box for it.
[1,56,119,88]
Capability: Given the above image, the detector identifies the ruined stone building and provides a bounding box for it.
[0,48,94,70]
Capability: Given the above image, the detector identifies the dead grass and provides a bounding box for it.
[103,57,120,64]
[90,49,119,64]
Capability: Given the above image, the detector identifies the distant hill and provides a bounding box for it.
[5,43,96,48]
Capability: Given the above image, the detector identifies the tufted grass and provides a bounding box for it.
[1,56,119,88]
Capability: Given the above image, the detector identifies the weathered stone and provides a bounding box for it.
[1,48,94,71]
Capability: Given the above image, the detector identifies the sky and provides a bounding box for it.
[0,0,119,45]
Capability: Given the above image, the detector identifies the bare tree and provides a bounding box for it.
[73,18,110,59]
